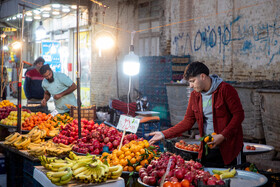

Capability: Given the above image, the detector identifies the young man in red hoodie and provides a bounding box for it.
[149,61,245,167]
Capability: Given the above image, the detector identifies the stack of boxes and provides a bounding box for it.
[139,56,173,130]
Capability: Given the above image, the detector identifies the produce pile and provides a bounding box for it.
[38,151,123,185]
[4,127,47,149]
[103,139,159,172]
[55,119,138,155]
[139,152,226,186]
[0,106,17,120]
[22,112,72,137]
[175,140,199,152]
[0,110,31,126]
[0,100,16,108]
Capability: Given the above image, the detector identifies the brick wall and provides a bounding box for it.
[90,0,139,106]
[166,0,280,81]
[90,0,280,106]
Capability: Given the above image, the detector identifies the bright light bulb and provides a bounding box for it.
[52,4,60,8]
[3,46,8,51]
[95,36,114,50]
[26,11,32,16]
[36,22,46,41]
[123,51,140,76]
[62,7,70,13]
[34,15,41,20]
[52,11,60,15]
[12,42,22,50]
[44,7,52,11]
[42,13,50,18]
[26,17,33,21]
[71,5,77,9]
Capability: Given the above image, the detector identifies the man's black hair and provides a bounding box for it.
[34,56,45,65]
[39,64,52,75]
[183,61,209,80]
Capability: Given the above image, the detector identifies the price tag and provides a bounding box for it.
[50,110,59,117]
[117,115,140,133]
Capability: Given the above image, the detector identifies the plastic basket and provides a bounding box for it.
[70,106,96,121]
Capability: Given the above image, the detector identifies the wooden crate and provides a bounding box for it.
[70,106,96,121]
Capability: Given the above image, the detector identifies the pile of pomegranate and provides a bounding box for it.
[53,119,138,155]
[139,152,225,186]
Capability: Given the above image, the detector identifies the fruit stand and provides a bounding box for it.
[0,99,274,187]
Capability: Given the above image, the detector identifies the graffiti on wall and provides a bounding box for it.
[172,15,280,65]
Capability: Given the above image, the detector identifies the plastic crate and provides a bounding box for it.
[23,158,41,176]
[23,172,34,187]
[136,121,161,139]
[70,105,96,120]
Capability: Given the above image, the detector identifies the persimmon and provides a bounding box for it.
[163,181,173,187]
[181,179,190,187]
[172,182,182,187]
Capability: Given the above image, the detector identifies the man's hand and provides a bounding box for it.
[41,98,47,107]
[207,134,225,149]
[53,94,62,100]
[148,131,164,145]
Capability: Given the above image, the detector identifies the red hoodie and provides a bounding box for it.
[163,82,244,165]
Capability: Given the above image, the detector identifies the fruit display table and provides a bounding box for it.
[33,166,125,187]
[0,141,41,186]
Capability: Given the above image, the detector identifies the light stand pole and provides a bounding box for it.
[76,0,82,138]
[0,33,6,100]
[17,6,25,133]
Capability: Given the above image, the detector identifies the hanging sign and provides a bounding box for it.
[41,41,61,72]
[1,27,17,32]
[117,115,140,134]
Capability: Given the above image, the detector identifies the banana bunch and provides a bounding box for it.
[48,129,59,137]
[69,151,79,160]
[45,143,73,156]
[28,146,45,157]
[212,168,237,179]
[108,165,123,179]
[38,155,56,167]
[13,135,31,150]
[73,159,109,183]
[28,127,46,143]
[4,132,21,145]
[46,167,73,185]
[27,140,53,157]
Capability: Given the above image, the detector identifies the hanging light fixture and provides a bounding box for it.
[123,31,140,76]
[94,30,115,57]
[36,21,46,41]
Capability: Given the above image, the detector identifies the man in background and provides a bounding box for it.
[40,64,77,114]
[23,57,45,101]
[0,66,8,100]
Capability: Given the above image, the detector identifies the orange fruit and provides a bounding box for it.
[135,165,142,172]
[130,158,136,164]
[123,166,128,171]
[128,166,134,172]
[213,174,220,180]
[140,159,149,167]
[125,151,131,156]
[140,148,145,154]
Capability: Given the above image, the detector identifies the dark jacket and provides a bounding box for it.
[163,82,244,165]
[24,68,44,100]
